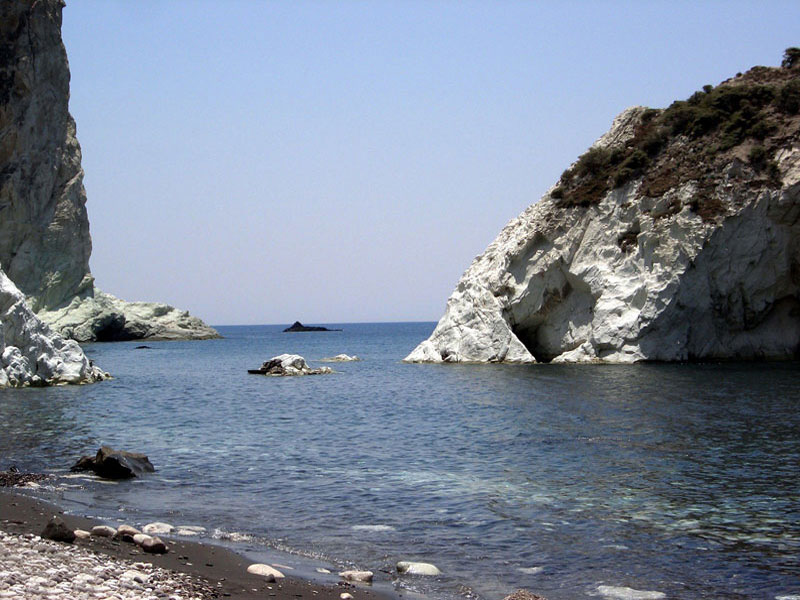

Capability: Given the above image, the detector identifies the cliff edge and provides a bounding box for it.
[407,51,800,363]
[0,0,218,342]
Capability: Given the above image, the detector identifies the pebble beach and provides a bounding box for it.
[0,489,393,600]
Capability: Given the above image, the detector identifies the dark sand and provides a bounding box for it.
[0,488,393,600]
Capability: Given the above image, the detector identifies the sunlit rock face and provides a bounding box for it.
[407,63,800,363]
[0,0,218,342]
[0,268,106,387]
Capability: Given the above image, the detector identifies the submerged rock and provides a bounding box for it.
[249,354,334,376]
[71,446,155,479]
[502,590,548,600]
[407,58,800,364]
[596,586,665,600]
[322,354,361,362]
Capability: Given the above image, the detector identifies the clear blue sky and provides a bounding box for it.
[61,1,799,326]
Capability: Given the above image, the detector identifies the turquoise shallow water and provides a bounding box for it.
[1,322,799,600]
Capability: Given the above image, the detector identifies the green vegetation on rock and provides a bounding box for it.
[552,48,800,220]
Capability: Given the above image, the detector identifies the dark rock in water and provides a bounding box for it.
[41,516,76,543]
[141,536,168,554]
[134,345,152,349]
[71,446,155,479]
[283,321,342,332]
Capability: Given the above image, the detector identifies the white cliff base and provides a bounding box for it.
[406,105,800,364]
[0,269,106,387]
[38,291,219,343]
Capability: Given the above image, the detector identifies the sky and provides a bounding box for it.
[61,0,800,326]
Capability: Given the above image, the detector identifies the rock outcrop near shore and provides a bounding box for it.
[0,0,217,342]
[407,54,800,363]
[0,269,106,387]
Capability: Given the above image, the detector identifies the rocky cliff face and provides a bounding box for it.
[0,267,106,387]
[0,0,218,342]
[407,56,800,363]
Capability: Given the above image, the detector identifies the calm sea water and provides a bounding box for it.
[1,323,798,600]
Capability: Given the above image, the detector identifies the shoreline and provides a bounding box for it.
[0,488,399,600]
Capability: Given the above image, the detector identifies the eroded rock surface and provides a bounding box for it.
[249,354,333,376]
[0,0,217,342]
[0,269,106,387]
[407,61,800,364]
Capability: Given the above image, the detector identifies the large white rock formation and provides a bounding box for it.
[407,72,800,363]
[0,268,106,387]
[0,0,217,342]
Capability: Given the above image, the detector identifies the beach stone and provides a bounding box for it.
[91,525,117,537]
[340,594,354,600]
[114,524,141,542]
[73,529,91,540]
[502,590,548,600]
[339,570,373,583]
[143,522,174,535]
[41,516,76,543]
[141,536,168,554]
[396,561,441,576]
[316,568,332,574]
[133,533,152,546]
[71,446,155,479]
[247,563,283,580]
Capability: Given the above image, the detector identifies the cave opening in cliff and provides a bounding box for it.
[512,325,556,363]
[93,316,138,342]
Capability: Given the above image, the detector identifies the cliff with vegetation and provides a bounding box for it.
[407,50,800,363]
[0,0,217,342]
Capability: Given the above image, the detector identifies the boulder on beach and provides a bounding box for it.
[141,536,168,554]
[248,354,334,376]
[70,446,155,479]
[396,561,442,576]
[113,525,141,543]
[41,516,75,543]
[247,564,284,580]
[90,525,116,538]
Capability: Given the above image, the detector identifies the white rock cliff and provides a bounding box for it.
[0,0,218,342]
[407,66,800,363]
[0,268,105,387]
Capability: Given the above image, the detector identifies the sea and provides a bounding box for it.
[1,322,798,600]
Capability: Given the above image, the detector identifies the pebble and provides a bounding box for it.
[73,529,91,540]
[0,529,214,599]
[340,594,354,600]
